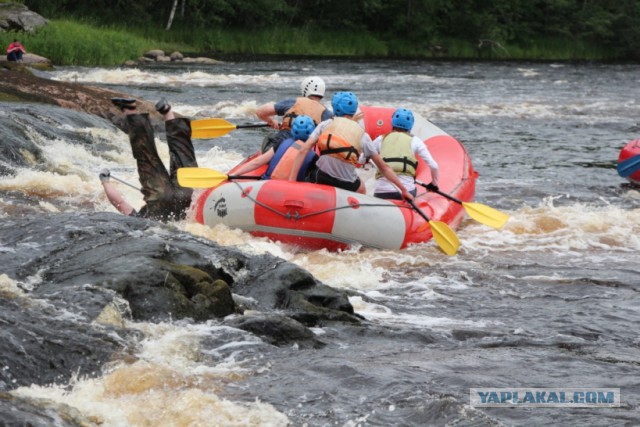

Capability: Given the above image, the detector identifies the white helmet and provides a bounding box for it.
[300,76,326,98]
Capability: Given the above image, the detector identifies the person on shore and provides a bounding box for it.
[288,91,413,199]
[6,39,26,63]
[232,115,317,180]
[256,76,333,152]
[99,97,197,221]
[361,108,440,200]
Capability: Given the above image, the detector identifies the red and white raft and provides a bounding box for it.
[190,106,477,251]
[618,139,640,186]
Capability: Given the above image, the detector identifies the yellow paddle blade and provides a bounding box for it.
[462,202,509,229]
[429,220,460,256]
[177,167,229,188]
[191,118,237,139]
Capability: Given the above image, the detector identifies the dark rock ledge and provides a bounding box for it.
[0,212,361,394]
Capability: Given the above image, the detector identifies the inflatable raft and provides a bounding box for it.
[190,106,478,251]
[617,139,640,186]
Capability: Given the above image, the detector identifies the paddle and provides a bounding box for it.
[110,175,141,191]
[617,154,640,178]
[177,167,261,188]
[191,118,269,139]
[407,199,460,256]
[416,181,509,229]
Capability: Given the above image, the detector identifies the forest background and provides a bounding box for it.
[3,0,640,65]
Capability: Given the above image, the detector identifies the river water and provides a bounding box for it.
[1,59,639,426]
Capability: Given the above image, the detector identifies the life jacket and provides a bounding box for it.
[376,131,418,178]
[317,117,363,165]
[265,138,317,181]
[281,97,327,130]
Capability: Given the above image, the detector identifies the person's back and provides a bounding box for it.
[289,91,368,193]
[230,115,317,180]
[266,115,317,180]
[257,76,333,152]
[364,108,440,200]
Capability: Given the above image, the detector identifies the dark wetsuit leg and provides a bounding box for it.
[126,113,176,221]
[166,117,197,216]
[127,113,171,203]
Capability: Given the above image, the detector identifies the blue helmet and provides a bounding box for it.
[291,115,316,141]
[331,91,358,117]
[391,108,414,131]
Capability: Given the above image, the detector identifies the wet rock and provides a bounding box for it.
[0,295,135,391]
[0,212,237,322]
[0,393,87,427]
[0,71,164,132]
[232,259,362,325]
[0,212,357,326]
[225,313,326,349]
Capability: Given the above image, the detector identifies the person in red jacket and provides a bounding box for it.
[6,39,26,63]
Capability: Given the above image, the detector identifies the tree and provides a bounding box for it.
[166,0,179,30]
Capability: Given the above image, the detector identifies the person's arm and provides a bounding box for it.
[256,102,279,129]
[288,136,316,181]
[413,137,440,186]
[101,181,135,215]
[232,149,275,176]
[288,119,328,181]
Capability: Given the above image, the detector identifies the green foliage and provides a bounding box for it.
[0,20,190,66]
[10,0,640,62]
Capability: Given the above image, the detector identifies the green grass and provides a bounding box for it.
[130,24,391,57]
[1,20,193,66]
[0,19,617,66]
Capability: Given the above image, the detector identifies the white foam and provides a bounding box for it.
[11,320,289,426]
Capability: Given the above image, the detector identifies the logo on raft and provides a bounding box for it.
[214,197,227,218]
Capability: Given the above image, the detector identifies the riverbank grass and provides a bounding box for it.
[1,20,191,65]
[1,20,617,66]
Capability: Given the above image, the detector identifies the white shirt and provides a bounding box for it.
[362,133,439,193]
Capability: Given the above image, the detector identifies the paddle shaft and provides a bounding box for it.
[111,175,141,191]
[407,199,431,222]
[235,124,270,129]
[416,180,462,204]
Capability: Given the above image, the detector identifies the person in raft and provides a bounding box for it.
[6,39,26,62]
[99,97,198,222]
[231,115,317,180]
[361,108,440,200]
[288,91,413,199]
[256,76,333,152]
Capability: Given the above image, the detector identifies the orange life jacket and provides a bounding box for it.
[281,97,327,130]
[268,139,317,181]
[317,117,364,165]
